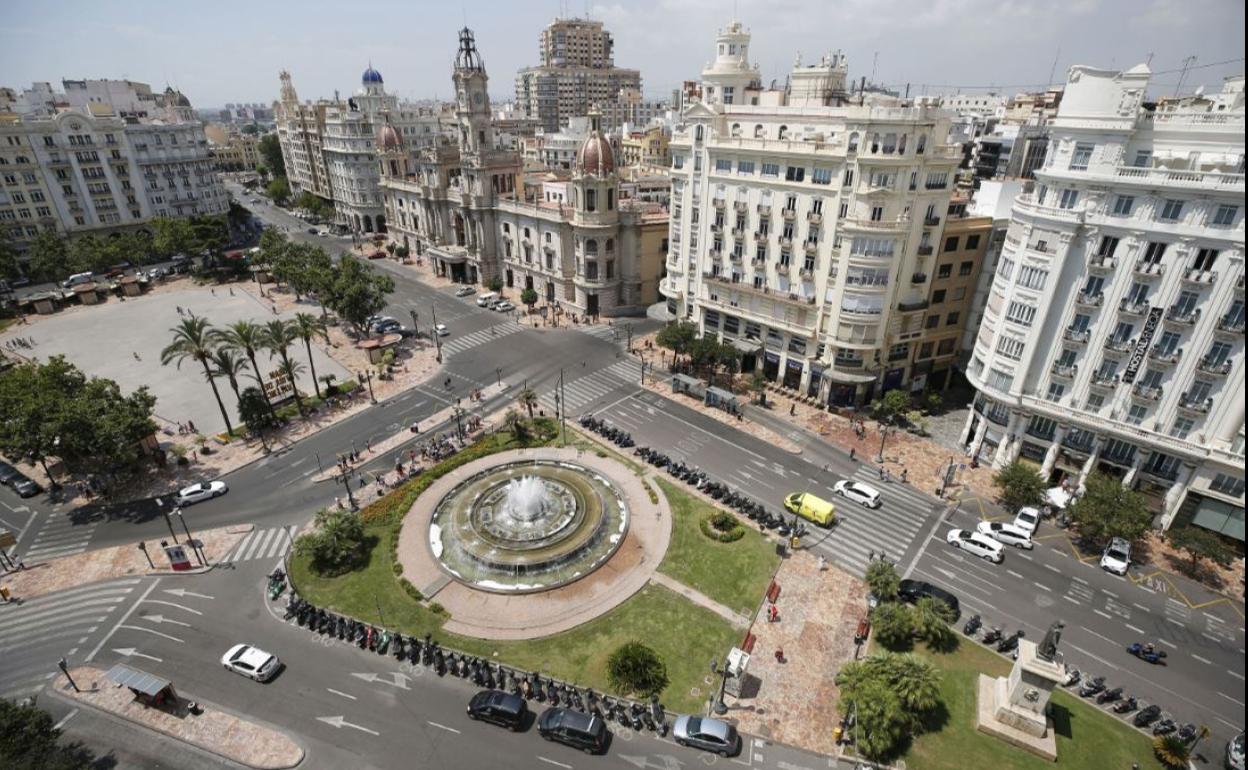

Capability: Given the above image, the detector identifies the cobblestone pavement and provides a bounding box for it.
[727,550,867,758]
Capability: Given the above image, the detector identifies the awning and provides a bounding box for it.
[730,338,762,354]
[105,664,170,697]
[825,368,876,384]
[1191,495,1245,542]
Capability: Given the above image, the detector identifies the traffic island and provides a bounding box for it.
[51,666,304,769]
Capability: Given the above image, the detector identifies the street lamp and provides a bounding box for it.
[409,309,419,336]
[170,508,205,566]
[358,370,376,404]
[496,367,502,388]
[58,657,79,693]
[337,467,358,510]
[876,424,893,464]
[708,658,730,715]
[431,304,443,363]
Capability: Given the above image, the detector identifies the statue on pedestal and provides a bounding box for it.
[1037,620,1064,662]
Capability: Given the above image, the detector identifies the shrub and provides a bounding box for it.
[606,641,669,697]
[429,602,446,615]
[992,460,1046,514]
[294,509,367,577]
[699,512,746,542]
[870,602,915,650]
[399,578,423,602]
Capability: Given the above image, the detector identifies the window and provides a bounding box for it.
[1018,265,1048,290]
[843,168,854,187]
[761,163,780,177]
[932,289,947,304]
[868,171,896,189]
[1192,248,1218,272]
[1058,189,1079,209]
[998,256,1016,280]
[1158,199,1184,221]
[946,312,960,326]
[937,338,956,355]
[986,368,1014,391]
[785,166,805,182]
[996,336,1025,360]
[1142,241,1167,264]
[966,234,981,250]
[1005,301,1036,325]
[1173,290,1200,316]
[1069,142,1093,170]
[672,154,684,169]
[737,160,754,175]
[1112,195,1135,216]
[715,159,732,172]
[925,172,948,189]
[1096,236,1119,258]
[1046,383,1066,402]
[959,261,974,276]
[811,167,833,185]
[944,236,959,252]
[870,206,884,222]
[1133,150,1153,168]
[1085,393,1105,411]
[1125,405,1148,426]
[925,315,940,329]
[1211,473,1245,497]
[850,238,896,258]
[918,342,934,359]
[937,264,952,279]
[1211,204,1238,227]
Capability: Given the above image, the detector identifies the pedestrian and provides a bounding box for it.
[133,351,141,361]
[868,548,875,562]
[188,420,196,433]
[229,287,234,296]
[176,305,183,315]
[900,468,908,483]
[272,303,278,315]
[849,447,856,462]
[817,555,826,571]
[773,647,785,663]
[365,439,372,453]
[884,469,891,483]
[878,466,885,481]
[211,288,216,296]
[789,403,796,417]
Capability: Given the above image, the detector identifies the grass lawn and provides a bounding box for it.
[896,640,1163,770]
[291,523,739,714]
[655,477,781,615]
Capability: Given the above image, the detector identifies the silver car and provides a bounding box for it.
[672,715,741,757]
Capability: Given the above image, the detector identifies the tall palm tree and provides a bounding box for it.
[261,319,305,417]
[517,387,538,420]
[216,320,278,422]
[291,312,329,398]
[161,316,233,436]
[885,653,942,714]
[208,347,249,404]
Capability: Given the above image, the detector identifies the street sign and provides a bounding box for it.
[264,368,293,400]
[163,543,193,572]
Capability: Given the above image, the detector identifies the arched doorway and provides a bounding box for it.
[353,214,362,232]
[376,214,386,233]
[453,214,466,246]
[363,215,374,233]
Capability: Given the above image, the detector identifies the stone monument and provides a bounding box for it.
[975,620,1065,761]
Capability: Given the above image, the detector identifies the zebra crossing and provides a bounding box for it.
[538,358,641,415]
[0,578,145,698]
[573,324,620,343]
[20,513,99,562]
[439,321,527,358]
[221,525,298,563]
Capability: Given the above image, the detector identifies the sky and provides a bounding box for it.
[3,0,1245,109]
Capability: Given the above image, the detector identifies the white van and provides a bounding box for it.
[476,292,497,307]
[62,272,94,289]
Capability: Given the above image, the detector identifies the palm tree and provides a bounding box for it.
[217,320,278,422]
[161,316,233,436]
[275,356,308,416]
[208,347,249,404]
[517,387,538,420]
[291,312,329,398]
[261,319,305,417]
[885,653,942,715]
[503,409,527,443]
[912,596,956,650]
[1153,734,1192,769]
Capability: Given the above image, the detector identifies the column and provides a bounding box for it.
[992,411,1027,470]
[1121,450,1145,488]
[969,418,990,458]
[1041,425,1069,478]
[798,362,812,394]
[958,409,978,448]
[1160,462,1198,529]
[1077,438,1106,492]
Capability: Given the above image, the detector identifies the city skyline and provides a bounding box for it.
[3,0,1244,108]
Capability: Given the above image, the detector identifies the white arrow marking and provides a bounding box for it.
[112,647,163,663]
[316,715,379,735]
[326,688,357,700]
[351,672,410,690]
[118,625,183,643]
[162,588,215,600]
[140,614,191,628]
[144,600,203,616]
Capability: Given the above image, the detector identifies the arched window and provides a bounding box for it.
[870,133,880,153]
[898,134,907,154]
[607,189,614,210]
[695,125,704,143]
[586,189,597,212]
[586,238,599,255]
[883,133,897,154]
[606,238,615,252]
[778,125,789,140]
[754,124,765,139]
[848,132,859,152]
[916,134,927,155]
[731,123,742,138]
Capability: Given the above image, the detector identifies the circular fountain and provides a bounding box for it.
[428,460,629,593]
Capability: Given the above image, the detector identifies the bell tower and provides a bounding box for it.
[453,27,493,158]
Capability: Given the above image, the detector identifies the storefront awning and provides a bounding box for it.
[824,368,876,384]
[1190,496,1245,542]
[730,338,762,354]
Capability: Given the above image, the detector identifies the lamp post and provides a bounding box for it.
[496,367,502,388]
[875,424,893,464]
[709,658,730,715]
[161,505,180,544]
[170,508,205,566]
[338,467,358,510]
[58,657,79,693]
[358,370,376,404]
[431,304,443,363]
[409,309,419,336]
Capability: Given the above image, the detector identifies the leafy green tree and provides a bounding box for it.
[750,371,768,406]
[295,508,366,576]
[1168,526,1233,579]
[0,356,77,477]
[267,177,292,206]
[865,560,901,603]
[26,230,70,283]
[189,215,230,262]
[870,601,914,649]
[161,316,233,437]
[252,227,288,272]
[0,229,23,280]
[395,245,410,260]
[68,234,110,273]
[292,313,329,398]
[258,134,286,178]
[208,347,249,404]
[992,460,1047,514]
[57,375,157,480]
[237,386,278,437]
[520,287,538,310]
[503,409,529,444]
[261,319,305,417]
[873,389,911,424]
[517,387,538,419]
[655,321,698,365]
[0,697,99,769]
[1069,472,1153,546]
[606,641,669,697]
[323,254,395,335]
[151,217,197,258]
[487,276,504,293]
[216,320,277,422]
[295,191,323,216]
[912,596,956,649]
[835,652,943,760]
[883,653,943,715]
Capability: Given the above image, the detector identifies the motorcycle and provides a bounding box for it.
[1133,704,1161,727]
[1177,723,1197,743]
[1112,696,1138,714]
[997,630,1024,654]
[963,614,982,636]
[267,569,286,600]
[1096,686,1123,705]
[1061,668,1081,688]
[1079,676,1106,698]
[1126,642,1167,665]
[1152,717,1177,736]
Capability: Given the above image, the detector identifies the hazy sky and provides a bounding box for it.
[3,0,1244,108]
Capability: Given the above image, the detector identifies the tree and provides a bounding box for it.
[750,371,768,406]
[0,697,99,769]
[655,321,698,366]
[26,230,70,283]
[884,653,943,714]
[267,177,292,206]
[1153,733,1192,769]
[150,217,197,259]
[503,409,528,444]
[252,227,288,272]
[517,387,538,419]
[1168,526,1233,579]
[217,320,278,423]
[606,641,668,697]
[912,596,956,649]
[261,319,305,417]
[395,245,410,260]
[161,316,233,437]
[189,215,230,262]
[58,375,157,480]
[292,313,329,398]
[870,602,914,650]
[865,560,901,603]
[520,287,538,311]
[992,460,1047,514]
[0,356,79,478]
[258,134,285,178]
[208,347,249,404]
[835,652,943,760]
[323,255,395,335]
[873,389,911,424]
[0,229,22,280]
[237,386,278,438]
[1069,472,1152,546]
[294,508,366,576]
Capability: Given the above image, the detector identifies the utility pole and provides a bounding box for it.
[431,304,443,362]
[409,309,419,336]
[559,368,567,446]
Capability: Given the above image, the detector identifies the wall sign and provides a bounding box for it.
[1122,307,1163,384]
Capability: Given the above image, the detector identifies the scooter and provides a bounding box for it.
[1133,704,1162,727]
[1152,718,1177,736]
[1126,642,1167,665]
[1112,696,1138,714]
[980,626,1002,644]
[1079,676,1106,698]
[1096,687,1123,705]
[963,614,982,636]
[1061,668,1081,688]
[1177,723,1197,743]
[997,630,1024,654]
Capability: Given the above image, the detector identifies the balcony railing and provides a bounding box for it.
[1148,346,1182,365]
[798,267,814,279]
[834,357,865,368]
[1178,393,1213,414]
[1134,259,1165,278]
[1051,363,1078,378]
[917,244,934,256]
[898,299,930,312]
[924,215,941,227]
[712,198,725,209]
[1119,298,1150,316]
[1196,357,1233,376]
[750,256,767,267]
[758,205,771,217]
[1216,315,1245,334]
[804,240,819,254]
[754,230,769,240]
[1132,383,1163,401]
[1182,268,1218,285]
[1104,337,1135,353]
[710,223,723,234]
[1090,373,1121,389]
[778,236,793,249]
[734,201,748,213]
[808,211,823,226]
[911,272,928,284]
[1076,291,1104,307]
[1165,306,1201,325]
[1088,254,1118,272]
[1064,328,1091,344]
[782,208,796,221]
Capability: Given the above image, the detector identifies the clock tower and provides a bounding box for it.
[453,27,493,157]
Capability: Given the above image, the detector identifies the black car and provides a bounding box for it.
[898,579,960,618]
[307,227,318,234]
[11,475,42,498]
[467,690,527,731]
[0,461,23,486]
[537,708,608,755]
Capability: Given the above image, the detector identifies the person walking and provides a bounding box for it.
[849,447,856,462]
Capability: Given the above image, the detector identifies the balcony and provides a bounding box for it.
[804,240,819,255]
[924,215,941,227]
[808,211,823,226]
[1064,327,1091,344]
[1215,314,1245,335]
[751,256,767,267]
[712,198,725,209]
[758,204,771,217]
[798,267,814,279]
[1076,291,1104,307]
[1165,306,1201,326]
[1089,372,1120,390]
[917,244,934,256]
[1103,337,1135,354]
[782,208,796,221]
[753,230,770,241]
[911,272,928,284]
[728,250,744,263]
[710,223,723,234]
[1132,383,1163,401]
[1134,259,1165,278]
[1088,254,1118,272]
[1051,363,1078,378]
[1196,357,1233,376]
[1237,275,1245,295]
[898,299,930,312]
[1119,298,1150,316]
[1177,393,1213,414]
[734,201,748,213]
[732,226,746,238]
[778,236,793,249]
[834,357,865,369]
[1182,268,1218,285]
[1148,346,1182,366]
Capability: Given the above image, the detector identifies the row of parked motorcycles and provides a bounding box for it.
[633,446,808,538]
[579,415,634,448]
[962,614,1196,741]
[284,594,668,734]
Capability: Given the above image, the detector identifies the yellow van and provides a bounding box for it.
[784,492,835,527]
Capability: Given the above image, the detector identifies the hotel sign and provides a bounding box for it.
[1123,307,1163,384]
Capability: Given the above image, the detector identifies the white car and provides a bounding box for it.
[494,301,515,312]
[946,528,1005,563]
[221,644,280,682]
[975,520,1034,549]
[833,480,882,509]
[454,286,476,297]
[1100,537,1132,575]
[176,480,227,505]
[434,323,450,336]
[1012,506,1042,537]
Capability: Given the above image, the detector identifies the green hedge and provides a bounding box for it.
[699,511,746,543]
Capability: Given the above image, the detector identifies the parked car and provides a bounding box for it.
[434,323,450,336]
[1013,506,1042,537]
[0,461,23,486]
[176,480,228,505]
[537,708,608,754]
[672,715,741,757]
[372,320,404,335]
[832,480,882,509]
[306,227,318,234]
[494,301,515,312]
[975,520,1035,549]
[946,528,1005,563]
[367,316,399,333]
[1099,536,1132,576]
[466,690,527,731]
[897,579,960,617]
[454,286,476,297]
[221,644,281,682]
[11,475,42,498]
[1226,730,1245,770]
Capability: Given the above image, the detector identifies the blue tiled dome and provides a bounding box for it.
[362,66,384,84]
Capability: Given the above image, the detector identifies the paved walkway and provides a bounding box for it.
[52,666,303,769]
[394,446,672,640]
[649,572,749,628]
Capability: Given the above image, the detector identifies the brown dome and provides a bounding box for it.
[377,123,403,151]
[576,132,615,175]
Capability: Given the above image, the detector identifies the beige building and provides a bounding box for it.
[273,71,334,203]
[206,125,261,171]
[619,125,670,168]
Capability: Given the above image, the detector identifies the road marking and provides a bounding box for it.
[139,614,191,627]
[52,708,79,731]
[1066,643,1118,671]
[1071,575,1088,584]
[117,625,183,643]
[1124,624,1144,635]
[143,600,203,616]
[1083,627,1118,646]
[1158,638,1176,649]
[1191,654,1213,665]
[427,721,460,734]
[1033,582,1052,592]
[1202,632,1224,644]
[1220,692,1246,707]
[317,715,379,735]
[1094,609,1112,620]
[1043,563,1061,573]
[1101,589,1118,598]
[1006,569,1024,580]
[326,688,357,700]
[1063,595,1082,605]
[538,759,572,769]
[1228,670,1246,682]
[86,579,159,662]
[1132,602,1150,612]
[112,647,162,663]
[162,588,214,600]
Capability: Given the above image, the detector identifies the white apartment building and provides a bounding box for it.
[963,65,1245,538]
[663,21,962,404]
[1,82,226,260]
[274,71,334,203]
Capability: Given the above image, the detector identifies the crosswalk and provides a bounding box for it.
[573,324,620,343]
[538,359,641,415]
[21,513,99,562]
[439,321,527,358]
[0,578,145,698]
[221,525,298,563]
